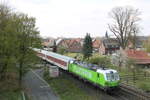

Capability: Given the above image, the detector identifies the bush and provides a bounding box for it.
[88,56,112,68]
[57,47,68,55]
[138,82,150,92]
[43,69,55,81]
[43,69,50,80]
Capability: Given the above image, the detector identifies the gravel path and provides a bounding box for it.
[23,69,59,100]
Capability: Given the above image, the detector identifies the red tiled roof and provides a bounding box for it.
[74,38,82,42]
[93,39,101,48]
[125,50,150,64]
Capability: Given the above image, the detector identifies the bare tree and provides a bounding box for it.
[144,36,150,53]
[130,25,140,49]
[108,6,141,49]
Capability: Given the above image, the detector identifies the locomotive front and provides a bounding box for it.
[97,69,120,92]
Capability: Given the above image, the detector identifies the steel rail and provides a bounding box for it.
[119,83,150,100]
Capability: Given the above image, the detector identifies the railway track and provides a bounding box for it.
[112,89,134,100]
[119,83,150,100]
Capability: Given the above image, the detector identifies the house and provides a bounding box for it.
[111,49,150,68]
[128,36,149,50]
[92,38,101,52]
[56,38,69,49]
[99,38,120,55]
[56,38,82,53]
[42,38,55,51]
[68,39,82,53]
[125,49,150,67]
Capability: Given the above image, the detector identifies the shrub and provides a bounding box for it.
[88,56,112,68]
[138,82,150,92]
[43,68,56,81]
[43,69,50,80]
[57,47,68,55]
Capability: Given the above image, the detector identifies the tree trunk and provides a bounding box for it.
[19,61,23,87]
[0,62,7,80]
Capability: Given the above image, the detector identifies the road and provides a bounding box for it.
[23,69,59,100]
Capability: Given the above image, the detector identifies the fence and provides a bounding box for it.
[120,72,150,84]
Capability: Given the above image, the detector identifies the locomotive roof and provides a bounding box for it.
[74,60,107,71]
[74,60,117,73]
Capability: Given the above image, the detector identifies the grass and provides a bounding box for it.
[122,76,150,92]
[0,91,23,100]
[136,78,150,92]
[44,70,98,100]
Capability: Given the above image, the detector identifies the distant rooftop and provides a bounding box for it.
[125,49,150,64]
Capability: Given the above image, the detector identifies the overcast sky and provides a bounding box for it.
[6,0,150,38]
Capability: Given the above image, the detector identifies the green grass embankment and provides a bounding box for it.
[44,71,98,100]
[0,91,22,100]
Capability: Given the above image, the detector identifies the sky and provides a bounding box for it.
[4,0,150,38]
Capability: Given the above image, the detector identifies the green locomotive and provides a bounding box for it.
[68,60,120,91]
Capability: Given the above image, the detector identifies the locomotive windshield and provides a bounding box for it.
[106,72,119,81]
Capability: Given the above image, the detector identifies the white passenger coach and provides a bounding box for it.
[33,48,75,70]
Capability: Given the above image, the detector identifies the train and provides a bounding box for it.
[33,48,120,92]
